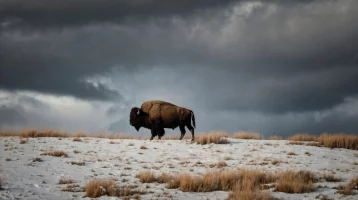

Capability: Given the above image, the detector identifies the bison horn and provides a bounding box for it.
[137,109,140,115]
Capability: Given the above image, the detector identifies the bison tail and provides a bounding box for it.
[191,111,196,129]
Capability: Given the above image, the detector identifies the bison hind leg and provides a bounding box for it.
[186,124,195,141]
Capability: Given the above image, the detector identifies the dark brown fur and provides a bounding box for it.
[129,100,196,141]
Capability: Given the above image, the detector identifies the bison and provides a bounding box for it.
[129,100,196,141]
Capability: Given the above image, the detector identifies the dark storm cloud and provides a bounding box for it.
[0,0,238,29]
[1,0,358,120]
[0,29,124,101]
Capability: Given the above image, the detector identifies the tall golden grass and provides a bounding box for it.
[337,177,358,195]
[84,179,118,197]
[232,132,262,140]
[287,133,318,141]
[135,171,156,183]
[136,169,277,194]
[317,133,358,150]
[274,170,317,193]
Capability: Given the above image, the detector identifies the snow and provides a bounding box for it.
[0,136,357,200]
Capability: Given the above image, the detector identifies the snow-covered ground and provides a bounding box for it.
[0,136,357,200]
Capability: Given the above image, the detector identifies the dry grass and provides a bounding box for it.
[74,132,87,137]
[317,133,358,150]
[267,135,284,140]
[287,152,296,156]
[84,178,144,198]
[41,150,68,157]
[19,129,69,138]
[140,145,147,150]
[274,170,317,193]
[73,150,81,154]
[135,171,156,183]
[224,156,233,160]
[321,172,341,182]
[287,133,317,141]
[336,177,358,195]
[156,173,174,184]
[228,185,274,200]
[271,159,281,165]
[306,142,321,147]
[194,131,229,145]
[61,184,83,192]
[68,161,85,166]
[216,161,228,168]
[72,137,82,142]
[58,177,75,184]
[32,157,43,162]
[232,132,261,140]
[288,141,304,145]
[19,138,28,144]
[137,169,277,194]
[84,179,118,197]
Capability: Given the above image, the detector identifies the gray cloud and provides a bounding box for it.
[1,0,358,135]
[0,105,27,128]
[0,0,237,30]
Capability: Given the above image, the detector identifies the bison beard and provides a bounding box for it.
[129,100,196,141]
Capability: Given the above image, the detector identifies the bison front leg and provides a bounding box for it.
[157,128,165,140]
[150,125,157,140]
[179,125,186,140]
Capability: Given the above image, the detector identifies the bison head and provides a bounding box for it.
[129,107,145,131]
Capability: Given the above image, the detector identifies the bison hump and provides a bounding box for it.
[140,100,177,113]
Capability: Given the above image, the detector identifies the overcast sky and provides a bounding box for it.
[1,0,358,137]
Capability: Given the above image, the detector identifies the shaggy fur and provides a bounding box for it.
[130,100,196,141]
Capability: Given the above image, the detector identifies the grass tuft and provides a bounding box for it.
[41,150,68,157]
[19,138,28,144]
[321,172,341,182]
[274,170,317,193]
[32,157,43,162]
[137,169,277,193]
[194,132,229,145]
[317,133,358,150]
[84,179,118,197]
[232,132,261,140]
[337,177,358,195]
[72,138,82,142]
[287,133,317,141]
[135,171,156,183]
[84,178,145,198]
[58,177,75,184]
[68,161,85,166]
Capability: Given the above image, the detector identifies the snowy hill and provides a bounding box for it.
[0,134,357,200]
